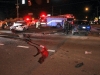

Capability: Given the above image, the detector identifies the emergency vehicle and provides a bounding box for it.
[40,14,74,27]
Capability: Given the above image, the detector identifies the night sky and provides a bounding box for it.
[0,0,100,20]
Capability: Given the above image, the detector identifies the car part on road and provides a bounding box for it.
[85,51,92,54]
[75,62,84,68]
[23,34,49,64]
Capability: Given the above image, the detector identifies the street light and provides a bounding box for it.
[85,7,89,11]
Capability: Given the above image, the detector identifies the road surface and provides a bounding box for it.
[0,26,100,75]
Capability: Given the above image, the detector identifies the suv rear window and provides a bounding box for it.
[74,21,90,25]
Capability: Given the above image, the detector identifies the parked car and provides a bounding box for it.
[72,20,91,35]
[0,21,8,29]
[10,21,28,32]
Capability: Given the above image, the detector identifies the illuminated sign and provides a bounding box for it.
[22,0,25,4]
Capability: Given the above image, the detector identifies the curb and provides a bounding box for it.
[66,35,100,40]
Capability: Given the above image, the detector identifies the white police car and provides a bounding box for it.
[10,21,28,32]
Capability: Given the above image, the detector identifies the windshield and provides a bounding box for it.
[78,21,89,25]
[74,21,90,25]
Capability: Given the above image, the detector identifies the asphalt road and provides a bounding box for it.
[0,25,100,75]
[0,27,67,75]
[31,38,100,75]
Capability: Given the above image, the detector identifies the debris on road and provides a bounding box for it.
[75,62,84,68]
[23,34,49,64]
[85,51,92,54]
[17,45,29,48]
[48,49,55,52]
[0,43,4,45]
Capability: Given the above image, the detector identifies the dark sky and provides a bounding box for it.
[0,0,100,20]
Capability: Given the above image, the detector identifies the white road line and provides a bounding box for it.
[0,43,4,45]
[17,45,29,48]
[48,49,55,52]
[0,31,11,33]
[0,35,8,36]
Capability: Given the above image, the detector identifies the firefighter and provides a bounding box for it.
[63,20,70,34]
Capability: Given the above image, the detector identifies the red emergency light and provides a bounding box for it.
[40,11,47,17]
[66,15,70,18]
[24,15,32,22]
[42,14,45,17]
[26,18,30,21]
[28,0,32,6]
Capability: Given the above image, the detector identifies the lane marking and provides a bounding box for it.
[48,49,55,52]
[17,45,29,48]
[0,43,4,45]
[0,31,11,33]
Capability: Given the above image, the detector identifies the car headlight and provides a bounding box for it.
[82,26,86,29]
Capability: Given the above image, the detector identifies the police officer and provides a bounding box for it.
[63,20,70,34]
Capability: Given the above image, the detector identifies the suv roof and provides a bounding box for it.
[74,20,90,25]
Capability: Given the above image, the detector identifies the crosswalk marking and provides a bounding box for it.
[0,43,4,45]
[48,49,55,52]
[17,45,29,48]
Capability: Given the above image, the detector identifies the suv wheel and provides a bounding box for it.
[2,24,7,29]
[72,30,75,35]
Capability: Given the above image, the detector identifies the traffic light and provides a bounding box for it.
[28,0,32,6]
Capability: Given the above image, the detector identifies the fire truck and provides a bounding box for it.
[40,14,74,27]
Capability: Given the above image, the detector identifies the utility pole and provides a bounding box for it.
[52,6,53,16]
[97,6,99,24]
[97,6,98,17]
[16,0,19,18]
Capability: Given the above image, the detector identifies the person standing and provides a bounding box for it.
[36,20,41,29]
[63,20,70,34]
